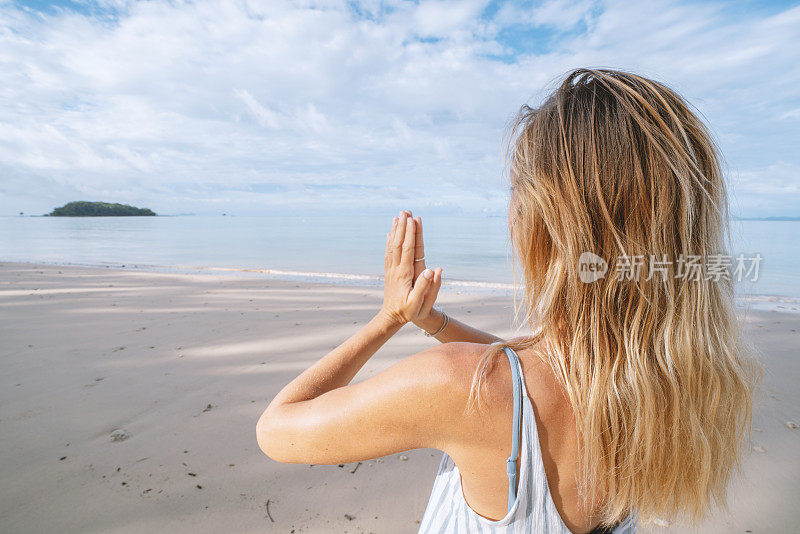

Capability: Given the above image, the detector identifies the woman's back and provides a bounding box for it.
[417,341,632,533]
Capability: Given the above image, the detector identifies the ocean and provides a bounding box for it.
[0,213,797,299]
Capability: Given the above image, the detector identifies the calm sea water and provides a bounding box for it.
[0,214,797,298]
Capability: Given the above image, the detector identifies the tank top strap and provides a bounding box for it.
[500,346,524,512]
[505,346,529,397]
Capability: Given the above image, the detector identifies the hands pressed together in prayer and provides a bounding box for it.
[379,210,444,330]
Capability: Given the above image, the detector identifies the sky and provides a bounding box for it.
[1,0,798,217]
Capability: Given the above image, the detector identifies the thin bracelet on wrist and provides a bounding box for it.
[423,309,449,337]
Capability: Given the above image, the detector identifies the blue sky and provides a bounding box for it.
[1,0,798,217]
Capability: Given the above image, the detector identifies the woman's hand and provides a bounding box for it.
[380,210,443,328]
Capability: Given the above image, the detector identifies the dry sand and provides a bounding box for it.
[0,262,797,533]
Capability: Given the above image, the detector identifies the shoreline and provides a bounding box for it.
[3,259,799,311]
[0,259,515,294]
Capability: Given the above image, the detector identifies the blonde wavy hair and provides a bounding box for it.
[466,68,760,526]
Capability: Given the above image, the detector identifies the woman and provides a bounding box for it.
[256,68,759,533]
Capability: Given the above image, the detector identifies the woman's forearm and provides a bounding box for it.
[415,308,502,344]
[266,311,403,410]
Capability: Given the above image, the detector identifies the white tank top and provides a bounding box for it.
[417,347,637,533]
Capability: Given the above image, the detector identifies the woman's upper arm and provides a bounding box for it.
[256,344,467,464]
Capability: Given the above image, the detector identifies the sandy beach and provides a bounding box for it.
[0,262,797,533]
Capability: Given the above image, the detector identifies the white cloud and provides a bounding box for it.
[0,0,798,216]
[779,108,800,121]
[732,161,800,215]
[234,89,281,129]
[495,0,594,30]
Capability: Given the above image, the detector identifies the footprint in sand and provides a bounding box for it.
[110,429,130,442]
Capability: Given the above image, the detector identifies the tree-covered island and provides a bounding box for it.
[47,201,157,216]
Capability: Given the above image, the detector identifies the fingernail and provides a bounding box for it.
[423,269,433,279]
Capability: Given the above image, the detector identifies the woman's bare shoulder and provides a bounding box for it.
[453,338,570,417]
[431,341,530,410]
[417,342,490,394]
[419,340,569,421]
[430,342,505,391]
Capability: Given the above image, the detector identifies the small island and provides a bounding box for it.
[47,201,157,217]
